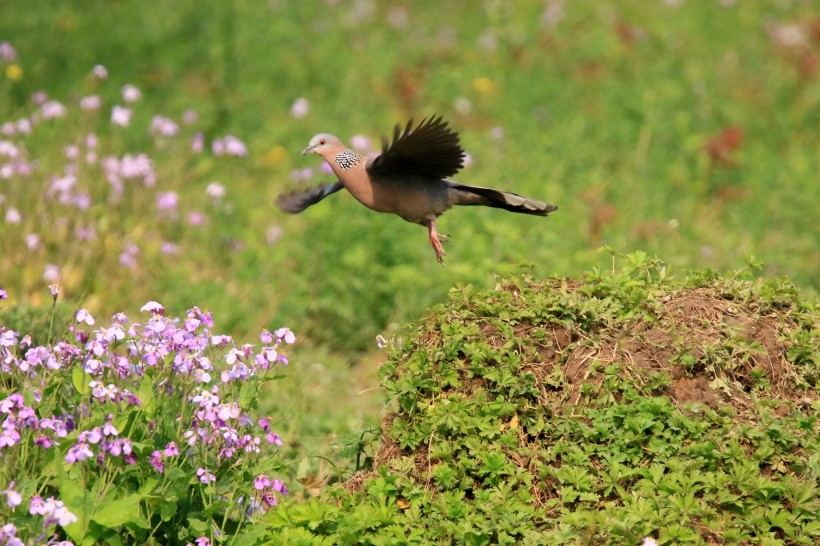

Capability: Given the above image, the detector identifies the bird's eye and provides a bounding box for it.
[319,139,326,145]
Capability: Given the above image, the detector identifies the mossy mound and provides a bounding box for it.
[270,258,818,545]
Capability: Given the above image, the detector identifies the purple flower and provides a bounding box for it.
[161,241,179,255]
[0,141,19,158]
[254,474,271,490]
[25,233,41,251]
[191,132,205,153]
[75,308,95,326]
[196,467,215,484]
[0,42,19,61]
[275,327,296,344]
[29,496,46,515]
[119,244,139,269]
[212,135,247,157]
[121,84,142,103]
[5,207,21,224]
[111,105,133,127]
[261,492,278,508]
[43,264,60,283]
[156,191,179,212]
[80,95,101,111]
[289,98,309,119]
[140,301,165,315]
[0,289,6,300]
[163,442,179,456]
[103,418,118,437]
[187,211,206,226]
[4,487,21,508]
[149,450,164,473]
[41,100,67,120]
[92,65,108,79]
[205,182,225,200]
[194,538,211,546]
[183,110,198,125]
[65,442,94,463]
[272,479,287,495]
[150,115,179,137]
[350,135,371,152]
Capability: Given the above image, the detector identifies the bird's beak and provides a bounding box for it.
[301,144,316,156]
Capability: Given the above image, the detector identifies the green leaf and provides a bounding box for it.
[230,522,268,546]
[91,494,144,528]
[72,365,86,395]
[160,500,178,522]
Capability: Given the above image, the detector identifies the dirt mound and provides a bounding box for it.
[326,270,819,544]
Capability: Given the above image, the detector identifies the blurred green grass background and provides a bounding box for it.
[1,0,818,476]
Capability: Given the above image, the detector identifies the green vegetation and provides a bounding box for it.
[269,255,818,545]
[1,0,819,543]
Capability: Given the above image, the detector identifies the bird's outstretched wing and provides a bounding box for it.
[366,116,464,179]
[276,181,344,213]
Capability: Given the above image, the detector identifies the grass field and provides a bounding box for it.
[0,0,818,542]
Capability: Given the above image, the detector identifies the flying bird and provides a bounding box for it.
[277,116,557,264]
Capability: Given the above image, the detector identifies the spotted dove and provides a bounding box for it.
[277,116,558,264]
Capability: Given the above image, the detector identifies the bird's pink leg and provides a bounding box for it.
[427,220,448,266]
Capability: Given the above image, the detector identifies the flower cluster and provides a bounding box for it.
[1,292,295,541]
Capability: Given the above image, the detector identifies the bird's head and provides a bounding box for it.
[301,133,344,157]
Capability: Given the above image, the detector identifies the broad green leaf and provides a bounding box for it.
[71,366,86,395]
[91,494,144,528]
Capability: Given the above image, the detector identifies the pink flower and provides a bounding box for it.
[196,468,215,484]
[205,182,225,200]
[92,65,108,79]
[275,327,296,344]
[75,309,95,325]
[5,207,21,225]
[156,191,179,212]
[191,132,205,153]
[140,301,165,315]
[121,84,142,103]
[111,105,132,127]
[43,264,60,283]
[149,450,164,473]
[289,98,309,119]
[163,442,179,456]
[80,95,101,111]
[6,489,21,507]
[212,135,247,157]
[350,135,371,152]
[41,101,67,120]
[0,42,19,62]
[254,474,271,490]
[150,115,179,137]
[183,110,198,124]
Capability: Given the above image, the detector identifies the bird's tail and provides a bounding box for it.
[452,183,558,216]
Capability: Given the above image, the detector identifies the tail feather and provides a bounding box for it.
[451,183,558,216]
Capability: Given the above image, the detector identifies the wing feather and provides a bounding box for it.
[275,181,344,213]
[366,116,465,179]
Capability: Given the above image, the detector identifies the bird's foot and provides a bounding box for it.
[428,222,447,266]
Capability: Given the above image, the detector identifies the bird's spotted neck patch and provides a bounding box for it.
[334,149,362,170]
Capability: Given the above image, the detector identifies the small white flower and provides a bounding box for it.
[75,308,95,325]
